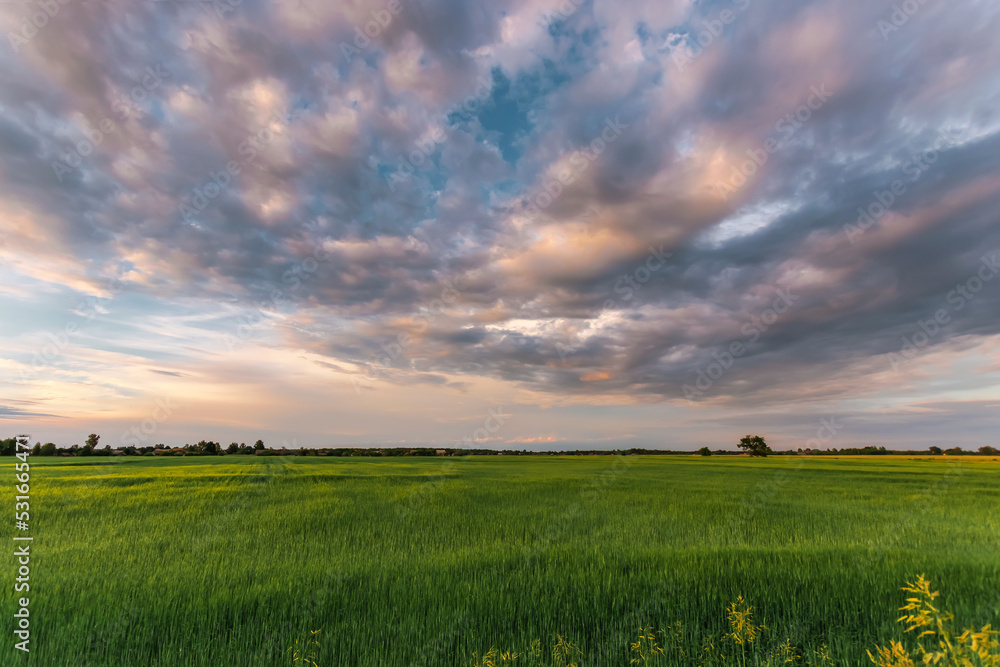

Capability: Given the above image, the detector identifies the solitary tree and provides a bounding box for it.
[86,433,101,449]
[254,439,265,451]
[738,435,772,457]
[698,446,712,456]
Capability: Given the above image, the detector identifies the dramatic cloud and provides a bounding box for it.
[1,0,999,449]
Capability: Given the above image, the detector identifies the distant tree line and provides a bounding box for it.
[1,434,997,458]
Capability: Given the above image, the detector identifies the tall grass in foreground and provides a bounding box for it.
[459,577,998,667]
[868,576,999,667]
[3,456,997,666]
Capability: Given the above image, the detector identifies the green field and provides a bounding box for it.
[3,455,998,666]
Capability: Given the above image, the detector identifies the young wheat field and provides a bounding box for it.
[3,455,998,666]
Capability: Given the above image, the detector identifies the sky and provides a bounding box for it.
[1,0,999,451]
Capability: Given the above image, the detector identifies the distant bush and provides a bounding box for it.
[698,447,712,456]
